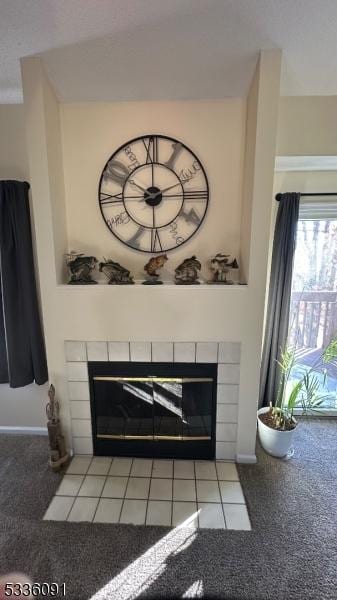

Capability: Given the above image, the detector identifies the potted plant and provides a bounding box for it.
[258,337,337,458]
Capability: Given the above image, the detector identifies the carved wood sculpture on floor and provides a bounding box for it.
[46,384,69,471]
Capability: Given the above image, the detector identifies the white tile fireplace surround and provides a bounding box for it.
[65,341,240,461]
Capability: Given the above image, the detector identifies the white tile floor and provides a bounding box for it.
[43,456,251,530]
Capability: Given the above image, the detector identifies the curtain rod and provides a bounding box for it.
[275,192,337,201]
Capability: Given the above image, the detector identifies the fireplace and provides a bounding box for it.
[88,361,217,459]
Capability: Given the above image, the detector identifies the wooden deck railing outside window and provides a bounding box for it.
[289,291,337,350]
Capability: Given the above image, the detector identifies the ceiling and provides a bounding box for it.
[2,0,337,103]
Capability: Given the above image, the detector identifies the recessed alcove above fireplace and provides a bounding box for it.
[89,361,217,459]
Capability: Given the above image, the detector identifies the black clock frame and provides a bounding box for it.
[98,134,209,253]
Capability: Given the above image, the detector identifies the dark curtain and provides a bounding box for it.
[259,192,300,407]
[0,180,48,387]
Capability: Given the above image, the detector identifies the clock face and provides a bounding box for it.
[98,134,209,253]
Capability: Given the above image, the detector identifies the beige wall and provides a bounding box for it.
[236,49,282,459]
[277,96,337,156]
[240,58,259,284]
[0,105,28,180]
[61,99,246,281]
[0,386,47,429]
[43,77,68,283]
[0,104,48,429]
[3,59,337,439]
[21,52,281,462]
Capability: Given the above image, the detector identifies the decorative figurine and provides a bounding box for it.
[208,253,239,284]
[46,384,69,472]
[175,256,201,284]
[143,254,168,284]
[99,258,134,284]
[66,251,98,284]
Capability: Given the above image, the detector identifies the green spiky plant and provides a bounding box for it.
[269,337,337,431]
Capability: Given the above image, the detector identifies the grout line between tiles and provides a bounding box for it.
[170,471,174,526]
[216,464,227,528]
[118,457,133,523]
[65,496,77,521]
[192,460,199,528]
[144,459,154,524]
[91,468,109,523]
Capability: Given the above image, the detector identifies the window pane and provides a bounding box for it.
[289,218,337,410]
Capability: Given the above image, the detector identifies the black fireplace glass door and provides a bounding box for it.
[122,380,153,438]
[153,380,183,439]
[182,380,213,439]
[89,362,217,459]
[93,378,153,439]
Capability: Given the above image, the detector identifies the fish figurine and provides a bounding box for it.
[174,256,201,284]
[99,258,134,284]
[208,253,239,284]
[143,254,168,285]
[65,252,98,284]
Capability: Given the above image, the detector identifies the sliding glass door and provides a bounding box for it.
[288,202,337,411]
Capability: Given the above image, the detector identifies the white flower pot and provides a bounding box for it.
[257,407,297,458]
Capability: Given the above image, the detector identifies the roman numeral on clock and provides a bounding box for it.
[179,207,201,226]
[100,192,123,205]
[151,229,162,252]
[103,159,130,186]
[184,190,208,202]
[165,142,183,170]
[127,226,146,249]
[143,137,158,164]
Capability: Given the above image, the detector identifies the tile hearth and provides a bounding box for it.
[44,456,251,530]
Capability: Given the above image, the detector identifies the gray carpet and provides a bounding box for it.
[0,420,336,600]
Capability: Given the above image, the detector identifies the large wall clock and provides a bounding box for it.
[98,134,209,253]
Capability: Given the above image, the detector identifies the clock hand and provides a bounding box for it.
[129,179,148,193]
[132,181,182,204]
[147,182,182,200]
[129,180,161,204]
[136,190,157,203]
[137,185,183,204]
[160,182,182,194]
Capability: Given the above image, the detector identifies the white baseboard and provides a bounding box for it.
[236,453,257,464]
[0,426,48,436]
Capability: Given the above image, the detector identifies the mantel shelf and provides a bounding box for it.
[57,282,247,289]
